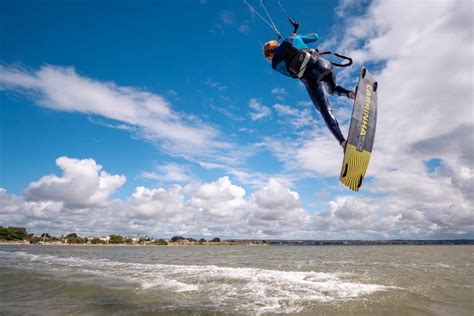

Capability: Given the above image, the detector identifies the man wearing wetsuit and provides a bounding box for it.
[263,34,355,149]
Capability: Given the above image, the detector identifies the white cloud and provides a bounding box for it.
[248,98,271,121]
[24,157,125,209]
[271,88,286,95]
[263,133,342,177]
[335,1,473,186]
[312,190,474,239]
[226,168,272,189]
[311,0,473,238]
[0,65,223,155]
[335,0,362,18]
[271,88,287,101]
[188,176,247,219]
[0,160,311,238]
[0,154,473,238]
[251,179,307,221]
[141,163,193,183]
[273,103,315,129]
[126,185,185,220]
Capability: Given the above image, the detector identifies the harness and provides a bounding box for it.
[288,48,317,78]
[273,41,353,79]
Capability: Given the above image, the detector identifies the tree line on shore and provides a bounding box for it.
[0,226,221,245]
[5,226,469,246]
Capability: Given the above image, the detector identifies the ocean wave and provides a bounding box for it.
[0,250,394,314]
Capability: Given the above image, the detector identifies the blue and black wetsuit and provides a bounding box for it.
[272,34,351,144]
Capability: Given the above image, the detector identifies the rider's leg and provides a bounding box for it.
[323,72,355,98]
[303,79,346,145]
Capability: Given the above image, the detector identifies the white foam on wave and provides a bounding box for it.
[1,250,394,313]
[433,263,451,268]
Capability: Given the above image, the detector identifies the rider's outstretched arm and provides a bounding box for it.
[300,33,319,44]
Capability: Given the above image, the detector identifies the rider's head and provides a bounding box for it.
[263,40,279,61]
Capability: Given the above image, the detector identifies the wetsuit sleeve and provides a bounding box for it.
[300,33,319,44]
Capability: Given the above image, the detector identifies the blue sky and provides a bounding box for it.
[0,0,472,239]
[1,0,351,203]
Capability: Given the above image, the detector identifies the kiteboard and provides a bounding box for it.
[339,67,378,191]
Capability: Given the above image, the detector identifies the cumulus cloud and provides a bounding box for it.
[0,189,28,223]
[252,179,300,219]
[312,196,397,239]
[188,176,247,219]
[249,179,310,232]
[24,157,125,209]
[126,185,185,220]
[313,192,474,239]
[1,153,473,238]
[0,161,311,238]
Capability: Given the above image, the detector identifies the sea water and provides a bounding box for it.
[0,245,472,315]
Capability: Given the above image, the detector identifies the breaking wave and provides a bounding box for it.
[0,250,393,313]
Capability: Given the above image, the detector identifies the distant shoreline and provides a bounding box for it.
[3,226,472,247]
[0,241,269,247]
[1,240,473,246]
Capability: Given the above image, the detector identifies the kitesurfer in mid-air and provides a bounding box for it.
[263,33,355,149]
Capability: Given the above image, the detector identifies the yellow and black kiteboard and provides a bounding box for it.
[340,67,378,191]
